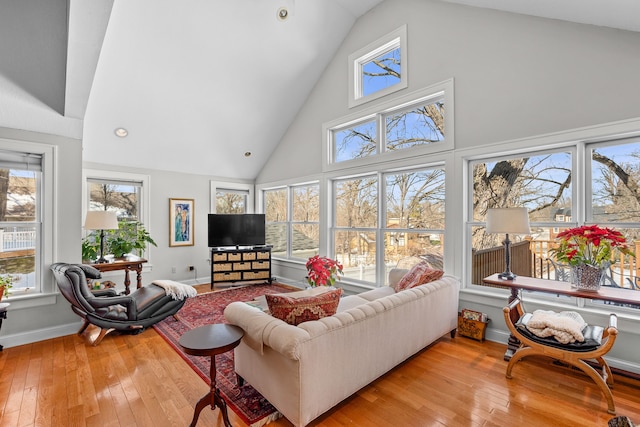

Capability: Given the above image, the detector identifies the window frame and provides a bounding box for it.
[462,129,640,313]
[263,181,320,261]
[82,169,151,261]
[348,25,408,108]
[0,138,55,301]
[209,181,254,213]
[329,162,447,288]
[324,79,454,173]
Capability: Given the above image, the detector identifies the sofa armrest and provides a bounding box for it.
[224,301,311,359]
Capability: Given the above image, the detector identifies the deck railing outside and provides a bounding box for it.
[473,239,640,290]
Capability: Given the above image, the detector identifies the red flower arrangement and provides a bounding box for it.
[551,224,634,268]
[306,255,343,287]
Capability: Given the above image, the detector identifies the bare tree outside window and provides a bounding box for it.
[216,190,247,214]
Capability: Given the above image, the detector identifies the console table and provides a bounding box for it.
[483,273,640,359]
[87,255,147,295]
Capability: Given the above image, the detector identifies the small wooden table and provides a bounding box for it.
[179,324,244,427]
[483,273,640,359]
[88,256,147,295]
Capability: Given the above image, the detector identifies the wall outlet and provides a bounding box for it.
[188,265,194,271]
[171,266,176,273]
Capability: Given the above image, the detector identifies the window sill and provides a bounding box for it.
[1,291,58,311]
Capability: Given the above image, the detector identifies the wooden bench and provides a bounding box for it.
[503,297,619,415]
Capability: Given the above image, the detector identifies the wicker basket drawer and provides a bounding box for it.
[243,271,270,280]
[212,253,227,262]
[213,263,232,272]
[228,252,242,261]
[234,262,252,271]
[256,251,270,260]
[213,272,241,282]
[242,252,257,261]
[252,261,270,269]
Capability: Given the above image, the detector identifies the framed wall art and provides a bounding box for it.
[170,198,194,247]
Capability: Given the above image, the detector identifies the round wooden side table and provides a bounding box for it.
[179,323,244,427]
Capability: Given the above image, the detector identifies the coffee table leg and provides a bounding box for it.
[188,354,233,427]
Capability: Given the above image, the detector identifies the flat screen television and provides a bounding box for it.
[208,214,266,248]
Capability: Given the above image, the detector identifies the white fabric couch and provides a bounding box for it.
[223,269,460,427]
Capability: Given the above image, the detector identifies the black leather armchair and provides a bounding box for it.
[51,263,187,345]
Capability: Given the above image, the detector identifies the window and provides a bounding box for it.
[469,150,572,285]
[333,166,445,286]
[468,137,640,304]
[349,25,407,108]
[87,178,141,221]
[83,169,151,257]
[325,80,453,171]
[215,189,249,214]
[210,181,254,213]
[264,183,320,260]
[0,150,41,294]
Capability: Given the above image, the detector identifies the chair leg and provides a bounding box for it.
[92,327,115,346]
[77,319,91,335]
[572,359,616,415]
[505,346,536,379]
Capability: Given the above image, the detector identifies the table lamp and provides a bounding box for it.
[84,211,119,263]
[486,207,530,280]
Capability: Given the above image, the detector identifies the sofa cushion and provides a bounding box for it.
[266,287,342,325]
[337,295,369,312]
[393,261,444,292]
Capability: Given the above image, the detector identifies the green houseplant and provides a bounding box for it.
[0,275,14,301]
[82,221,157,261]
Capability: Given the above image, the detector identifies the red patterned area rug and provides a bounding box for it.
[153,283,295,427]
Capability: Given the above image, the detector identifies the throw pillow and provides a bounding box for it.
[266,287,342,325]
[393,261,444,292]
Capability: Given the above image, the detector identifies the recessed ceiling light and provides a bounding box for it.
[244,152,252,157]
[114,128,128,138]
[277,7,288,21]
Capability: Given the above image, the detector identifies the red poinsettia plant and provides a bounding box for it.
[551,225,635,268]
[306,255,343,287]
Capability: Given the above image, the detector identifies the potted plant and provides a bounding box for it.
[0,275,13,301]
[306,255,343,287]
[107,221,157,258]
[551,225,635,291]
[82,221,157,261]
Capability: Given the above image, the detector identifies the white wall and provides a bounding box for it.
[83,161,254,285]
[258,0,640,183]
[0,0,82,139]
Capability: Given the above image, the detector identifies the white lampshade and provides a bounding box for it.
[84,211,119,230]
[485,207,530,234]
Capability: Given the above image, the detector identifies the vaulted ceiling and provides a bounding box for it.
[69,0,640,180]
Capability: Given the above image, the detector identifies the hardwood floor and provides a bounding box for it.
[1,285,639,426]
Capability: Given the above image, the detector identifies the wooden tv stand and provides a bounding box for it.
[210,246,272,289]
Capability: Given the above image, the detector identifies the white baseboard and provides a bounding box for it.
[1,321,82,349]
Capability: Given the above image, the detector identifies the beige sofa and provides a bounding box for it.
[223,269,460,427]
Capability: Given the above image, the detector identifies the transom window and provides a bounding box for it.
[349,25,407,108]
[332,94,446,165]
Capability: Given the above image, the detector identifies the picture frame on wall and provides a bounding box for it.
[169,198,194,247]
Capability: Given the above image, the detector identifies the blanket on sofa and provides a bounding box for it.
[526,309,587,344]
